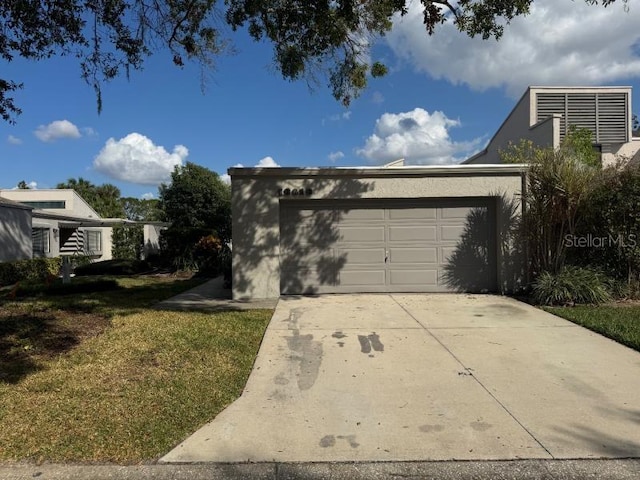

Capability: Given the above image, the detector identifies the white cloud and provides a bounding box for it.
[255,156,281,168]
[141,192,155,200]
[7,135,22,145]
[93,133,188,185]
[220,158,280,184]
[34,120,82,142]
[387,0,640,96]
[328,151,345,162]
[357,108,482,164]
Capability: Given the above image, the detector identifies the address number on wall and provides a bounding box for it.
[278,188,312,197]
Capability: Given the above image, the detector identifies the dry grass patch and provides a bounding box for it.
[0,309,272,462]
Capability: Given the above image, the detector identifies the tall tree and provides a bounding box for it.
[159,162,230,270]
[0,0,625,123]
[121,197,162,222]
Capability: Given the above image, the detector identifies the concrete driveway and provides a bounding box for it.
[161,294,640,463]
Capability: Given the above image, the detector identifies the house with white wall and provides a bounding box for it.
[0,189,114,262]
[464,86,640,166]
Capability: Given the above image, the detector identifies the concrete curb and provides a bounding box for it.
[2,460,640,480]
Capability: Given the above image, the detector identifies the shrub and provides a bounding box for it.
[74,259,151,276]
[570,161,640,286]
[194,234,224,276]
[532,266,612,306]
[0,257,61,287]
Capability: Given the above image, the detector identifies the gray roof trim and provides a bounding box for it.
[229,164,527,178]
[31,210,158,227]
[0,196,33,210]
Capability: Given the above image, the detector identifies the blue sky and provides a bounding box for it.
[2,0,640,199]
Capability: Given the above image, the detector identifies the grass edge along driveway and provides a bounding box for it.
[544,304,640,353]
[0,277,272,463]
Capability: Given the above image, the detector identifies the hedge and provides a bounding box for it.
[0,257,62,287]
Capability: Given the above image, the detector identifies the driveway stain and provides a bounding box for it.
[286,331,323,391]
[319,434,360,448]
[274,374,289,385]
[470,421,492,432]
[358,335,371,353]
[419,424,445,433]
[484,304,527,316]
[337,435,360,448]
[368,332,384,352]
[358,333,384,354]
[270,390,288,402]
[319,435,336,447]
[332,331,347,339]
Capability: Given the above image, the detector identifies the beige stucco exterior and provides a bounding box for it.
[465,86,640,166]
[231,165,527,300]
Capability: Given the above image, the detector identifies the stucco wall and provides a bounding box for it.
[231,168,526,299]
[466,90,534,164]
[0,205,32,262]
[143,224,164,258]
[602,138,640,167]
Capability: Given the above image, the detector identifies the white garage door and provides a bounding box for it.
[279,198,497,294]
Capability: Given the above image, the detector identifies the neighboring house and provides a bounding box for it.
[0,189,114,262]
[0,197,33,262]
[464,86,640,166]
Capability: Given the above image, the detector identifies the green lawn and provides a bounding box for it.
[544,304,640,353]
[0,276,272,462]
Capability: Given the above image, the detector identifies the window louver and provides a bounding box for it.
[597,93,627,143]
[536,92,628,144]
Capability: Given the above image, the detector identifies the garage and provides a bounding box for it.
[229,164,526,300]
[280,198,497,294]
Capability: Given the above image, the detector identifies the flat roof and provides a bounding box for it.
[229,164,528,178]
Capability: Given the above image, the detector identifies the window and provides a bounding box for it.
[32,228,50,254]
[21,200,66,209]
[86,230,102,252]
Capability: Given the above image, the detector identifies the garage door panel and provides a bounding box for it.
[338,248,385,264]
[389,269,438,286]
[441,225,467,241]
[339,209,385,221]
[339,226,385,243]
[339,269,386,286]
[389,247,437,264]
[438,268,493,293]
[389,226,437,242]
[441,206,483,219]
[388,208,437,220]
